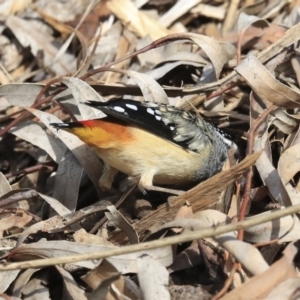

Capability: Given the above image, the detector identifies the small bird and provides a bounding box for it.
[51,99,238,195]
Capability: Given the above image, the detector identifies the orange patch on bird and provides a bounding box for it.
[67,119,133,149]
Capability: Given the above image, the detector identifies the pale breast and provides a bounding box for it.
[94,126,210,185]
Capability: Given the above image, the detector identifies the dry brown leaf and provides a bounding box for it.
[6,15,76,75]
[235,55,300,108]
[10,268,41,297]
[125,70,169,103]
[221,242,298,300]
[137,254,170,300]
[253,125,291,206]
[105,205,139,244]
[270,108,298,134]
[17,216,64,246]
[108,0,170,40]
[0,83,55,107]
[2,1,33,16]
[59,77,106,119]
[159,0,202,27]
[34,0,91,23]
[22,278,50,299]
[192,3,226,20]
[0,172,12,197]
[73,229,113,246]
[0,209,32,237]
[168,240,200,273]
[265,278,300,300]
[172,204,194,233]
[55,265,87,300]
[244,213,300,244]
[52,149,83,211]
[186,33,236,79]
[278,143,300,186]
[146,61,205,81]
[26,107,103,197]
[10,121,67,164]
[0,270,21,294]
[237,12,269,34]
[161,210,269,276]
[82,259,139,300]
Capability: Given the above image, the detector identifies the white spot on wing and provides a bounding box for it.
[216,131,233,147]
[155,109,162,115]
[126,104,138,110]
[147,108,155,115]
[145,102,158,107]
[114,106,125,113]
[170,126,175,131]
[155,115,162,121]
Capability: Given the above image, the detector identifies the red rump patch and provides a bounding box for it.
[79,120,99,127]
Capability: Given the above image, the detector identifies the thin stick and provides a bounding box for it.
[238,104,276,240]
[2,202,300,271]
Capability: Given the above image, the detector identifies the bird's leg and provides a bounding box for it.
[139,170,185,196]
[144,185,185,196]
[99,163,119,191]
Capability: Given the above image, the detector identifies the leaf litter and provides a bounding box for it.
[0,0,300,299]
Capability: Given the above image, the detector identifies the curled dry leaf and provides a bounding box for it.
[0,209,32,238]
[137,255,170,300]
[265,278,300,300]
[0,270,21,294]
[255,131,300,207]
[0,83,55,107]
[82,259,140,300]
[254,131,291,206]
[159,0,202,27]
[88,273,123,300]
[73,229,113,246]
[255,150,291,205]
[38,193,71,216]
[105,205,139,244]
[269,108,298,135]
[186,33,236,79]
[244,212,300,244]
[55,265,87,300]
[0,172,12,197]
[59,77,106,119]
[278,143,300,186]
[168,240,200,273]
[221,242,298,300]
[108,0,170,40]
[161,209,269,276]
[0,189,39,210]
[10,121,66,164]
[52,149,83,212]
[124,70,169,103]
[277,216,300,244]
[235,55,300,108]
[146,61,205,82]
[10,268,39,297]
[17,215,64,246]
[6,15,76,75]
[156,51,207,66]
[83,259,120,291]
[26,107,103,197]
[237,12,269,34]
[22,277,51,300]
